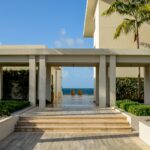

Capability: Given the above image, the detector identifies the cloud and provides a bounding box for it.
[54,40,62,48]
[76,38,84,45]
[54,28,86,48]
[62,38,75,47]
[60,28,66,36]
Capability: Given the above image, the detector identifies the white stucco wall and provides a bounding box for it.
[96,0,150,49]
[0,116,19,141]
[139,121,150,146]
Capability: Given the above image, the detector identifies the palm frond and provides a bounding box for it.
[102,1,133,16]
[114,19,135,39]
[139,3,150,12]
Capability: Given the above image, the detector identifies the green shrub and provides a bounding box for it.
[128,105,150,116]
[0,109,10,116]
[0,100,30,116]
[119,100,140,111]
[116,100,150,116]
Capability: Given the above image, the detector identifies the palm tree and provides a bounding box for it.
[102,0,150,100]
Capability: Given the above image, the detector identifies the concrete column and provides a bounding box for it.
[46,65,51,102]
[109,56,116,107]
[106,66,110,107]
[39,56,46,108]
[144,66,150,105]
[96,65,99,105]
[0,67,3,100]
[29,56,36,106]
[99,56,107,108]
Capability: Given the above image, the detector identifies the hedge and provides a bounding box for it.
[0,100,30,116]
[116,78,144,101]
[128,105,150,116]
[116,100,150,116]
[117,100,139,111]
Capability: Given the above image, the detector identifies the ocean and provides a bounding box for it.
[62,88,94,95]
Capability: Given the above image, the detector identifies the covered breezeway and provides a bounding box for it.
[0,48,150,108]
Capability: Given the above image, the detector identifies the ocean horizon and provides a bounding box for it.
[62,88,94,95]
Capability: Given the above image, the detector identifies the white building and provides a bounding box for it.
[83,0,150,77]
[0,0,149,109]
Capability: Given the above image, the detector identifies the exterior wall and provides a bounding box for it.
[94,0,150,49]
[116,67,144,78]
[93,0,150,77]
[0,116,19,141]
[94,0,101,48]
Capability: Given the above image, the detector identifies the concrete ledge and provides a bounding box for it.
[0,116,19,141]
[0,106,34,141]
[139,121,150,146]
[115,108,132,125]
[115,107,150,132]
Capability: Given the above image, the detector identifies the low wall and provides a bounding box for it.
[0,106,33,141]
[0,116,19,141]
[139,121,150,146]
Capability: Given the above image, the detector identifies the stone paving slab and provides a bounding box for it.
[0,132,150,150]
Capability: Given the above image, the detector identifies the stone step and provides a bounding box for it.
[17,119,129,125]
[17,122,129,126]
[19,115,127,120]
[15,125,132,133]
[16,113,132,133]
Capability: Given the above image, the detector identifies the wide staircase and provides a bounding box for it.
[15,113,132,133]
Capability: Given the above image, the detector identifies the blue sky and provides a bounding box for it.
[0,0,94,88]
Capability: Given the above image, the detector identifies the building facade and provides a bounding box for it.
[84,0,150,77]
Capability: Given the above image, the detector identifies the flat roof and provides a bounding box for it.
[0,47,150,56]
[83,0,97,37]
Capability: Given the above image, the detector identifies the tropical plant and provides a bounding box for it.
[102,0,150,100]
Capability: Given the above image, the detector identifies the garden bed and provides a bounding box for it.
[116,100,150,116]
[0,100,30,116]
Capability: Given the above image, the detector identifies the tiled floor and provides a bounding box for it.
[0,132,150,150]
[54,95,96,109]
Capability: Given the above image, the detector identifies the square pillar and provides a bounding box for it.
[96,65,99,105]
[39,56,46,108]
[29,56,36,106]
[46,65,51,102]
[109,56,116,107]
[144,66,150,105]
[106,66,110,107]
[99,56,107,108]
[0,67,3,100]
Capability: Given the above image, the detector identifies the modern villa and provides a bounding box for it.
[84,0,150,78]
[0,0,149,108]
[0,0,150,149]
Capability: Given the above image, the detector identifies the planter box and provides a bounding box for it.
[139,121,150,146]
[0,116,19,141]
[0,106,33,141]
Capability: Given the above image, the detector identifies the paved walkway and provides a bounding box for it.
[0,132,150,150]
[0,96,150,150]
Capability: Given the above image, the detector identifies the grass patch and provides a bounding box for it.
[116,100,150,116]
[0,100,30,116]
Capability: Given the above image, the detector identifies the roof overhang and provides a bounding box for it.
[83,0,97,37]
[0,47,150,56]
